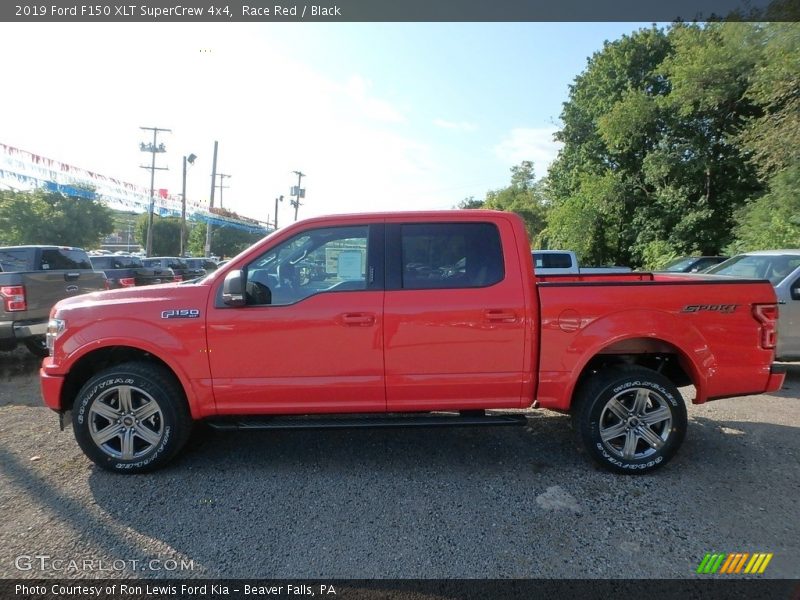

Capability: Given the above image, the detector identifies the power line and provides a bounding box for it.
[139,126,171,257]
[291,170,305,221]
[215,173,231,209]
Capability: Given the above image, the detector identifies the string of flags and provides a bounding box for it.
[0,142,269,234]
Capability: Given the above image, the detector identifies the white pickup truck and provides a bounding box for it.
[532,250,632,275]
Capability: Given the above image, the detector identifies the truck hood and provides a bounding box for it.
[52,281,209,316]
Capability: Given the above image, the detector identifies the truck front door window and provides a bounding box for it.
[245,225,369,306]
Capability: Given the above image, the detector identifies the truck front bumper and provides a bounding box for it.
[40,358,66,411]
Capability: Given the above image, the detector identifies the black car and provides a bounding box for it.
[142,257,195,281]
[660,256,729,273]
[183,257,219,277]
[89,255,175,288]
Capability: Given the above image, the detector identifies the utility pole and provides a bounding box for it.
[204,141,219,257]
[291,170,305,222]
[180,153,197,257]
[139,126,171,257]
[215,173,231,209]
[274,195,283,229]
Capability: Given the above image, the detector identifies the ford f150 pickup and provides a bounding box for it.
[39,211,785,474]
[1,245,108,357]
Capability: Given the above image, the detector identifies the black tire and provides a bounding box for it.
[24,336,49,358]
[72,362,192,473]
[572,366,687,474]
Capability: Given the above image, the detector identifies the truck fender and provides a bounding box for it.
[59,319,213,419]
[541,309,712,410]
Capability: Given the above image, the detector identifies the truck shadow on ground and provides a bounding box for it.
[0,347,40,378]
[71,413,800,578]
[773,362,800,399]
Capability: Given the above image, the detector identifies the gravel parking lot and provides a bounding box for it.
[1,347,798,580]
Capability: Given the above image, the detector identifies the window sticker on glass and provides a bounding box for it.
[337,250,363,280]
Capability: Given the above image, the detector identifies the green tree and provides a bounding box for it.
[456,196,485,209]
[483,161,548,244]
[738,23,800,178]
[0,187,113,248]
[187,222,263,258]
[730,165,800,252]
[547,23,766,268]
[135,214,183,256]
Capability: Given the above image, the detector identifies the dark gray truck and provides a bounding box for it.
[0,246,107,357]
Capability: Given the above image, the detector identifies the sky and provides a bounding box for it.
[0,22,653,226]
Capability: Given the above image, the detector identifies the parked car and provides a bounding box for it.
[532,250,631,275]
[141,257,192,281]
[89,255,175,288]
[0,245,107,357]
[41,211,783,474]
[705,250,800,361]
[183,257,219,277]
[660,256,729,273]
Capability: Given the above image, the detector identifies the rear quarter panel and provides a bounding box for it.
[535,278,778,409]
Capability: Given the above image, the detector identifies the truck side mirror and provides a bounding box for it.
[222,270,246,307]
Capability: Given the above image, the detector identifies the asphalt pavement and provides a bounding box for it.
[1,347,798,579]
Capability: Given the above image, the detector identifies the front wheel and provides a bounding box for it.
[72,362,192,473]
[572,366,687,474]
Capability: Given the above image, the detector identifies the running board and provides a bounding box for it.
[206,412,528,431]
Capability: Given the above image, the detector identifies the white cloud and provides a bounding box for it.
[0,24,443,222]
[433,119,477,132]
[493,127,563,173]
[344,75,407,123]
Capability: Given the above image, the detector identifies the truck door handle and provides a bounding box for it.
[484,309,518,323]
[340,313,376,326]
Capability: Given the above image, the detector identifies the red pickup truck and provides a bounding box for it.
[40,211,784,474]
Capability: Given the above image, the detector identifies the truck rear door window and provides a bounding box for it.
[0,249,31,272]
[400,223,504,289]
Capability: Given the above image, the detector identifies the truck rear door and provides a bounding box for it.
[384,218,528,411]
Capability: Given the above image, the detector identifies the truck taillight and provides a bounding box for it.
[0,285,27,311]
[753,303,778,349]
[119,277,136,287]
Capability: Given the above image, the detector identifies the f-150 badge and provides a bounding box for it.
[161,309,200,319]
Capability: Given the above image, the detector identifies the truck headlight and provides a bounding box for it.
[45,318,66,356]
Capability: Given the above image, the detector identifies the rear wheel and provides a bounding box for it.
[573,366,687,474]
[72,362,192,473]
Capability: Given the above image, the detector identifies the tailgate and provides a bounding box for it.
[22,271,107,315]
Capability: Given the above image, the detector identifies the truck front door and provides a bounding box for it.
[206,223,385,414]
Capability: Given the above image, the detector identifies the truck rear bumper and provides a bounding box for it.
[0,319,47,341]
[15,321,48,337]
[40,362,65,411]
[766,364,786,393]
